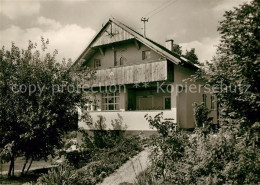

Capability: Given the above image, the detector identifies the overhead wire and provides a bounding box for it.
[140,0,179,37]
[144,0,172,18]
[144,0,179,19]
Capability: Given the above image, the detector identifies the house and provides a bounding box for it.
[73,18,217,130]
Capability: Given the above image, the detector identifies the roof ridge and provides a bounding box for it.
[72,17,199,70]
[110,17,194,65]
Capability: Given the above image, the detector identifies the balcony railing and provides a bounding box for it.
[89,59,172,87]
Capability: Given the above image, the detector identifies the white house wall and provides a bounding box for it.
[78,109,177,131]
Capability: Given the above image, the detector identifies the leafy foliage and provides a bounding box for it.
[63,148,94,168]
[37,162,75,185]
[73,135,143,185]
[196,0,260,127]
[81,114,127,149]
[0,38,93,176]
[137,3,260,182]
[38,135,143,185]
[65,114,128,168]
[167,41,199,64]
[171,42,182,56]
[42,115,144,184]
[145,112,176,138]
[145,113,187,182]
[184,48,199,64]
[137,113,260,184]
[193,102,214,134]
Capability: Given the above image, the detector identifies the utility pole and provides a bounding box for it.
[141,17,149,38]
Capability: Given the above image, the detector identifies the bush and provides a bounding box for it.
[134,168,158,185]
[64,148,94,168]
[81,114,127,149]
[136,113,260,184]
[179,128,260,184]
[36,162,75,185]
[193,102,213,128]
[144,112,188,182]
[38,134,144,185]
[73,136,143,184]
[37,114,144,185]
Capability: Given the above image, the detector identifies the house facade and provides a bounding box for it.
[74,18,217,130]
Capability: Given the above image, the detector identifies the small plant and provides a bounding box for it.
[134,168,158,185]
[193,102,213,133]
[36,162,75,185]
[36,113,144,185]
[81,113,127,149]
[145,112,177,138]
[144,113,187,182]
[64,148,94,168]
[137,112,260,185]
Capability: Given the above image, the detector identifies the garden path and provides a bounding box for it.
[100,148,151,185]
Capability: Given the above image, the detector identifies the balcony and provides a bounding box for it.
[89,59,173,87]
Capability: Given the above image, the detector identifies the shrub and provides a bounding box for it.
[134,168,158,185]
[180,128,260,184]
[38,133,144,185]
[36,162,75,185]
[64,148,94,168]
[145,113,188,182]
[37,114,144,185]
[193,102,213,128]
[63,114,128,169]
[81,113,127,149]
[137,113,260,184]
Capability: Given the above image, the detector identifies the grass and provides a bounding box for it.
[0,157,53,185]
[0,175,38,185]
[1,157,52,172]
[0,168,50,185]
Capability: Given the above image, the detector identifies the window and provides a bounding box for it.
[120,57,127,66]
[142,50,151,60]
[210,95,215,110]
[203,94,207,107]
[102,92,120,110]
[164,96,171,109]
[94,59,101,68]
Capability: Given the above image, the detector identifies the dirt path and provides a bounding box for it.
[100,148,151,185]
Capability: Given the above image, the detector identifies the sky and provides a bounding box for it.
[0,0,249,63]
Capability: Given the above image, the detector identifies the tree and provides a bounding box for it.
[169,42,200,64]
[197,0,260,128]
[137,2,260,184]
[188,1,260,183]
[172,42,182,56]
[184,48,199,64]
[0,38,93,177]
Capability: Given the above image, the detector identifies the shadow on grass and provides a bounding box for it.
[0,168,49,185]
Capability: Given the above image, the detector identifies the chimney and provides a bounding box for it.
[165,39,174,52]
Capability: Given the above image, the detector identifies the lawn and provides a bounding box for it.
[1,157,52,173]
[0,168,51,185]
[0,157,53,185]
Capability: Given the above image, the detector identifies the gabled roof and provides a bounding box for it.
[72,18,198,70]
